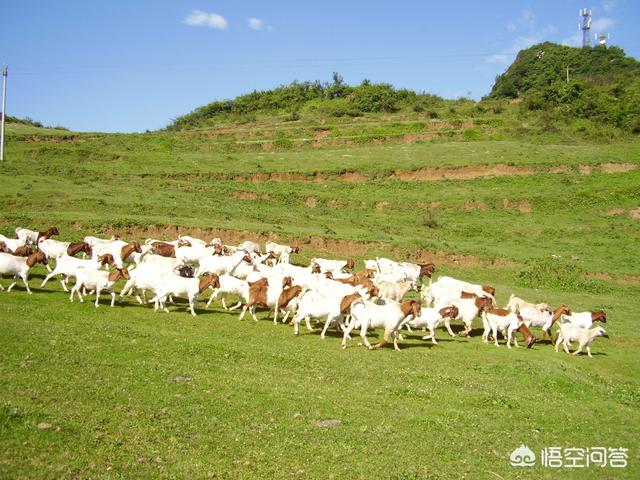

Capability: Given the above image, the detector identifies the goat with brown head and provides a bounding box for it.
[12,245,34,257]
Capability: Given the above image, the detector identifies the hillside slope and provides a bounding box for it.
[488,42,640,132]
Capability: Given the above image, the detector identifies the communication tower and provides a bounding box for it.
[579,9,592,47]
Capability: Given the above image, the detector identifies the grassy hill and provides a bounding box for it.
[489,42,640,133]
[1,44,640,479]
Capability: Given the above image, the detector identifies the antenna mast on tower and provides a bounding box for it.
[579,9,592,47]
[595,32,609,46]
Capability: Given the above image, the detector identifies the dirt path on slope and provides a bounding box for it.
[64,222,640,285]
[230,162,637,184]
[88,224,514,268]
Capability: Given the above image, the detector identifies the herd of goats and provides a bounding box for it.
[0,226,609,357]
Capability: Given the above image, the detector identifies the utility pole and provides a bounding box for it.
[566,66,570,83]
[0,65,7,161]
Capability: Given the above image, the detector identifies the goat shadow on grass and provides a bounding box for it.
[368,341,436,350]
[570,351,608,357]
[0,286,59,296]
[403,334,459,343]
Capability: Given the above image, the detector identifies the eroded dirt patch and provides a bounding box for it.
[579,165,593,175]
[326,199,349,208]
[305,196,317,208]
[338,171,368,182]
[603,208,626,216]
[393,164,536,181]
[549,165,572,174]
[68,222,638,284]
[502,199,532,213]
[313,129,330,139]
[600,162,637,173]
[464,200,487,211]
[232,191,258,200]
[89,224,514,268]
[227,162,634,184]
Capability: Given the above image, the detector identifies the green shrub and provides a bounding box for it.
[516,257,607,293]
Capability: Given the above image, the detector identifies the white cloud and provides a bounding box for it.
[488,8,559,64]
[561,32,582,47]
[602,1,616,13]
[184,10,228,29]
[517,8,536,30]
[592,17,614,31]
[488,25,557,64]
[248,17,263,30]
[487,54,509,64]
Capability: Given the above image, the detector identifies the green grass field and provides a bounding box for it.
[1,119,639,479]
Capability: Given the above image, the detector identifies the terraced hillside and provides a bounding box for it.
[3,118,639,278]
[1,116,639,479]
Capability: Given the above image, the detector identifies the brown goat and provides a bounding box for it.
[67,242,92,257]
[419,263,436,278]
[12,245,34,257]
[274,285,305,324]
[120,241,142,262]
[108,268,131,283]
[199,274,221,293]
[151,241,176,258]
[517,323,536,348]
[97,254,116,267]
[482,285,496,296]
[36,227,59,243]
[544,304,572,340]
[26,250,48,268]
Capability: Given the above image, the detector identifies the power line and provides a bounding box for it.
[8,51,527,76]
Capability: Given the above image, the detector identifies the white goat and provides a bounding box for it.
[481,309,523,348]
[404,305,459,344]
[15,227,43,245]
[341,299,421,351]
[422,276,495,307]
[0,251,48,293]
[0,234,26,253]
[84,235,117,248]
[519,305,571,338]
[119,258,182,304]
[178,235,208,248]
[40,255,103,292]
[194,251,251,277]
[506,294,549,313]
[374,279,414,302]
[555,324,608,358]
[309,257,354,274]
[70,267,130,307]
[561,311,607,329]
[265,241,299,264]
[151,274,220,316]
[238,240,261,254]
[206,274,249,310]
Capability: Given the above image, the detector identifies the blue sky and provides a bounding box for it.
[2,0,638,132]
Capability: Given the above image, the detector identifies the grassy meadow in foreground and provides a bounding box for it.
[1,121,639,479]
